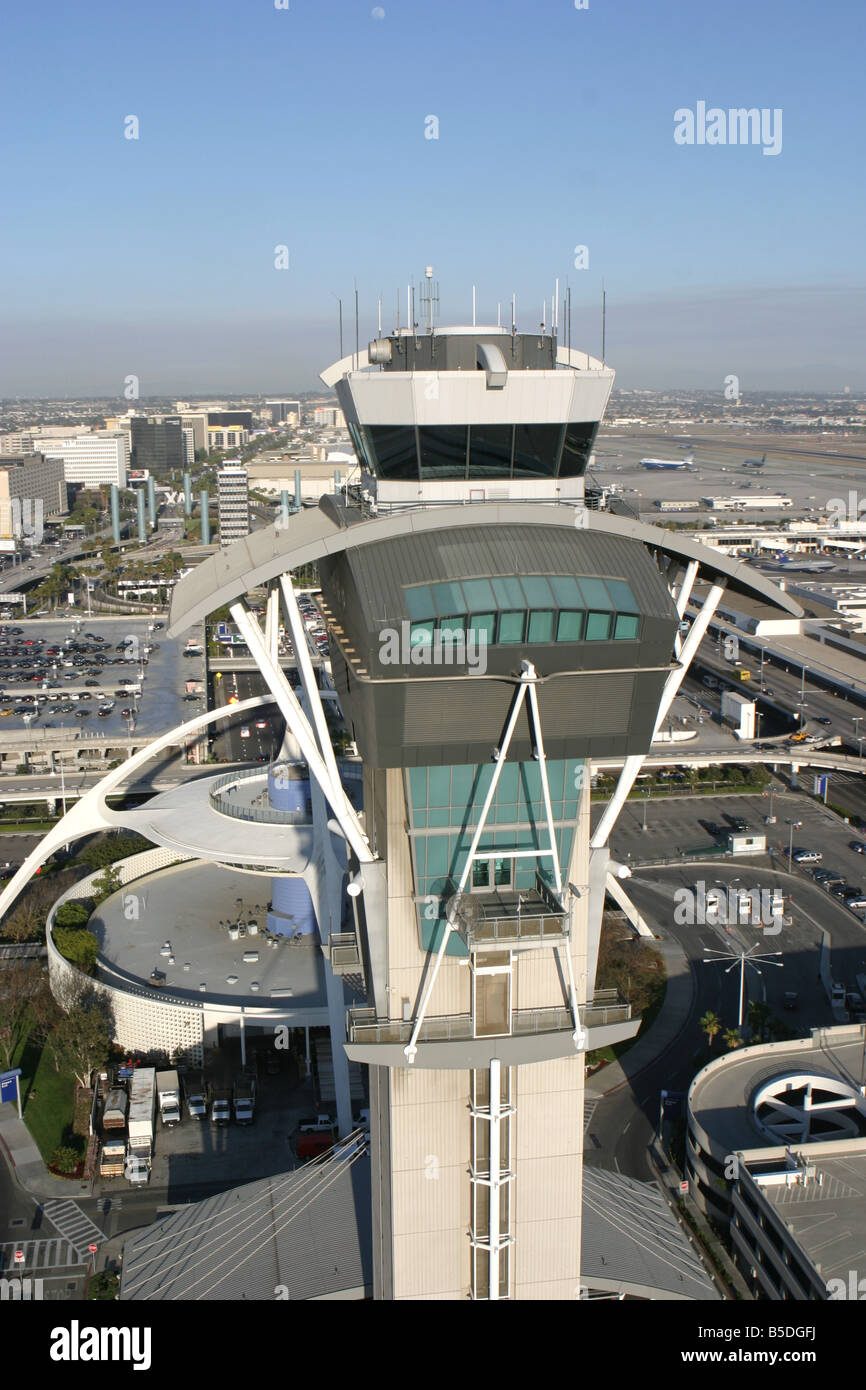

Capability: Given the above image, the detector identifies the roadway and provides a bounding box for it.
[586,786,866,1179]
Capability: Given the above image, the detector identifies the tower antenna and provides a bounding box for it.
[354,283,359,371]
[602,282,606,367]
[472,284,476,327]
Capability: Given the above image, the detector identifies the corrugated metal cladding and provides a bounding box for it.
[344,525,675,624]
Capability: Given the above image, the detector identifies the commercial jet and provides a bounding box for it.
[767,553,835,574]
[743,454,767,468]
[639,450,695,470]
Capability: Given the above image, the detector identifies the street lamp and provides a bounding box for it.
[642,786,650,831]
[703,944,784,1030]
[787,819,802,873]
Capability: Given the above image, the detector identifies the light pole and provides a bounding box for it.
[854,717,863,758]
[703,944,784,1030]
[760,647,765,690]
[642,786,650,831]
[787,819,802,873]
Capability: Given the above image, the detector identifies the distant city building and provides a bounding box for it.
[177,411,209,455]
[130,417,184,474]
[208,425,249,452]
[0,453,67,538]
[266,400,301,426]
[217,463,250,545]
[181,426,196,467]
[0,432,36,455]
[208,410,253,431]
[313,406,344,428]
[45,432,129,489]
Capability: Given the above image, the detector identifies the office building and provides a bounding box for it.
[217,463,250,545]
[0,453,67,538]
[45,432,129,488]
[130,416,184,474]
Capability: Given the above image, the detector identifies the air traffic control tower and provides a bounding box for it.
[155,299,799,1299]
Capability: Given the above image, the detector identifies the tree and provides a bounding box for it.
[700,1010,722,1050]
[53,927,99,974]
[48,998,111,1088]
[54,901,92,929]
[79,834,149,871]
[748,1000,771,1042]
[91,867,122,905]
[0,960,51,1070]
[723,1028,744,1050]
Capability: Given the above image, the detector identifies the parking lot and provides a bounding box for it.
[95,1046,343,1201]
[0,615,201,742]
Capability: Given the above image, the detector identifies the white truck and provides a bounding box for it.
[128,1066,156,1165]
[233,1077,256,1125]
[156,1069,181,1127]
[210,1088,231,1126]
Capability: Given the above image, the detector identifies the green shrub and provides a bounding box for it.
[54,901,91,929]
[50,1145,82,1174]
[53,927,99,974]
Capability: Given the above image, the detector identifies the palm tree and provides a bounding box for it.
[723,1028,743,1050]
[747,1000,771,1041]
[700,1010,722,1050]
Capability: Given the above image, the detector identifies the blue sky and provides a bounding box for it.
[1,0,863,393]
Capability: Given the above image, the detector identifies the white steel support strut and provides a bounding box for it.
[230,600,372,865]
[278,574,343,794]
[590,578,725,850]
[672,559,699,658]
[525,682,563,895]
[403,666,534,1063]
[265,584,280,663]
[488,1058,502,1301]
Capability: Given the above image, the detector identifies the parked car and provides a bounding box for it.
[792,849,822,864]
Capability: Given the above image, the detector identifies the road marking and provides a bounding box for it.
[40,1200,105,1256]
[0,1238,82,1271]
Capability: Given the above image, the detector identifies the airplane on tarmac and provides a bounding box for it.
[639,450,695,470]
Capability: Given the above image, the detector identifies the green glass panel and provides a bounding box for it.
[427,766,451,807]
[432,581,467,615]
[439,616,467,643]
[405,585,436,620]
[557,610,584,641]
[428,807,451,828]
[585,611,612,640]
[409,621,435,650]
[414,809,428,828]
[463,578,495,609]
[521,576,554,606]
[496,764,518,803]
[605,579,638,611]
[471,613,496,645]
[614,613,640,640]
[528,610,554,642]
[451,765,475,807]
[498,611,525,644]
[491,576,524,608]
[408,767,427,807]
[577,577,614,609]
[549,575,582,606]
[427,837,449,875]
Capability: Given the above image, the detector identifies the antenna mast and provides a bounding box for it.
[602,283,606,366]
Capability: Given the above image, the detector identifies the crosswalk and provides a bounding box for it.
[40,1200,105,1256]
[0,1238,82,1272]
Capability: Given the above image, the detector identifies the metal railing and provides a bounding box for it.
[346,994,630,1046]
[208,766,311,825]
